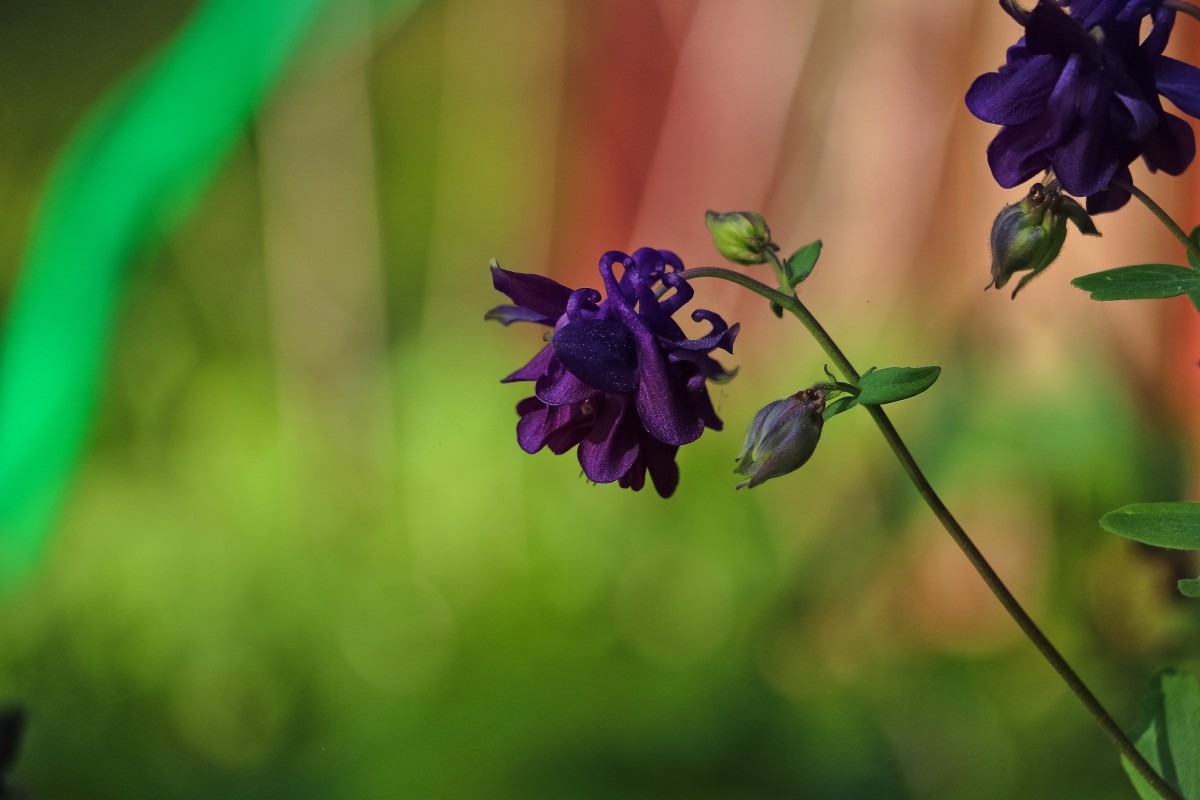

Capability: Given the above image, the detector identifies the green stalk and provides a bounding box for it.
[680,263,1185,800]
[1109,175,1200,266]
[1163,0,1200,24]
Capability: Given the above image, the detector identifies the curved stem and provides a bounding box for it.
[1110,175,1200,266]
[1163,0,1200,24]
[681,264,1185,800]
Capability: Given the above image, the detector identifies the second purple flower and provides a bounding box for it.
[487,248,738,498]
[966,0,1200,212]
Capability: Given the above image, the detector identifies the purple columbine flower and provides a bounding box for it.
[486,248,738,498]
[966,0,1200,212]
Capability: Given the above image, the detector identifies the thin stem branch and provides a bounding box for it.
[1110,175,1200,266]
[680,264,1184,800]
[1163,0,1200,24]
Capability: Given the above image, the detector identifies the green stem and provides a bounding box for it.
[1163,0,1200,24]
[1110,175,1200,266]
[680,264,1185,800]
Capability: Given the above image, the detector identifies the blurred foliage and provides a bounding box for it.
[0,0,333,587]
[0,1,1197,798]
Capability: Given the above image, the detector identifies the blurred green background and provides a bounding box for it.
[1,1,1198,797]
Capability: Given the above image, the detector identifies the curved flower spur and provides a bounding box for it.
[486,248,738,498]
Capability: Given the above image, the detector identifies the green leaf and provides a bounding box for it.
[1186,226,1200,313]
[855,366,941,406]
[1187,225,1200,271]
[1178,578,1200,599]
[1099,503,1200,550]
[782,240,822,289]
[1122,670,1200,800]
[1071,264,1200,301]
[822,396,858,421]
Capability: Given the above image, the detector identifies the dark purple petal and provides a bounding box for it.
[564,287,602,321]
[535,363,596,405]
[1085,165,1132,212]
[669,313,738,353]
[551,317,640,395]
[987,120,1053,187]
[688,381,724,432]
[598,251,635,306]
[1140,7,1175,59]
[1025,1,1089,58]
[515,398,552,453]
[669,349,738,386]
[654,270,694,318]
[1052,74,1121,196]
[627,269,686,340]
[491,263,573,321]
[617,460,646,492]
[641,437,680,498]
[1141,110,1195,174]
[965,52,1058,125]
[1156,56,1200,117]
[516,397,594,455]
[485,304,553,326]
[1114,91,1158,140]
[544,402,596,454]
[577,396,641,483]
[613,311,705,445]
[502,344,555,383]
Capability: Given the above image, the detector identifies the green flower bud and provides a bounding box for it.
[705,210,775,265]
[734,388,825,489]
[989,181,1099,298]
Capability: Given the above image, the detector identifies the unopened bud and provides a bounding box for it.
[734,388,825,489]
[989,182,1098,298]
[705,210,775,265]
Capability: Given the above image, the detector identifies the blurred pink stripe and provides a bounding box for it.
[629,1,815,258]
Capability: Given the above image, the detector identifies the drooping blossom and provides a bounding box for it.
[486,248,738,497]
[966,0,1200,212]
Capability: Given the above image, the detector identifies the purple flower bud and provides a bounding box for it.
[734,388,825,490]
[704,210,775,265]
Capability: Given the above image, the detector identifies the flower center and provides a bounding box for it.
[551,317,640,395]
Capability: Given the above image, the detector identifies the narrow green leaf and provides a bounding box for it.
[1071,264,1200,301]
[855,366,941,406]
[822,396,858,421]
[1099,503,1200,550]
[782,240,822,289]
[1122,670,1200,800]
[1178,578,1200,599]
